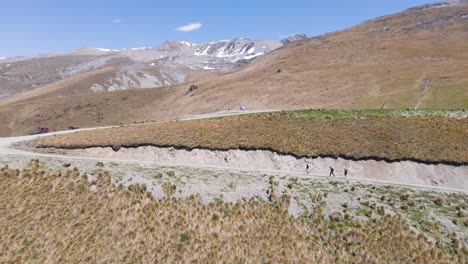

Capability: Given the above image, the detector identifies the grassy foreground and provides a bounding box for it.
[35,110,468,164]
[0,161,466,263]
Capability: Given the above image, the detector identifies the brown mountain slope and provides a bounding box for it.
[0,65,220,105]
[0,67,118,105]
[1,2,467,136]
[186,2,468,110]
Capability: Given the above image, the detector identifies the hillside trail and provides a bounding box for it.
[0,109,466,194]
[414,76,431,109]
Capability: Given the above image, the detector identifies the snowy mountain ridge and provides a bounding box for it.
[0,37,285,99]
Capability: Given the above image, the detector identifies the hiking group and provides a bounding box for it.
[329,167,348,177]
[306,164,348,177]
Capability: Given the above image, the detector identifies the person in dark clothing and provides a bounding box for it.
[344,168,348,177]
[329,167,335,177]
[306,164,310,174]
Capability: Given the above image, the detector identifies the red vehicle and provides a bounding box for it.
[68,125,80,130]
[34,127,53,134]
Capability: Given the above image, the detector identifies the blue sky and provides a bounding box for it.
[0,0,440,57]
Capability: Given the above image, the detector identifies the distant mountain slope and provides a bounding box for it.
[0,38,281,101]
[0,1,467,136]
[185,1,468,110]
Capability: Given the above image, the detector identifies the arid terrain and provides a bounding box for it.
[0,3,467,137]
[0,157,466,263]
[1,1,468,263]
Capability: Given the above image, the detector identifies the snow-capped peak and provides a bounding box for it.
[0,57,6,60]
[180,41,195,46]
[97,48,119,52]
[193,38,273,60]
[130,47,150,51]
[244,52,264,60]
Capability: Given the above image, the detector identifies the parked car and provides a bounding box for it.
[68,125,80,130]
[34,127,53,134]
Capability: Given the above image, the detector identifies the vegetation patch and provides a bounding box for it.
[33,110,468,164]
[1,163,466,263]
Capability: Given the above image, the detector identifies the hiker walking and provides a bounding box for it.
[344,168,348,177]
[329,167,335,177]
[306,163,310,174]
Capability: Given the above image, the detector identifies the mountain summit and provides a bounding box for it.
[281,34,308,45]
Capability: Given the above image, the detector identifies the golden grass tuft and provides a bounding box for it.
[0,163,466,263]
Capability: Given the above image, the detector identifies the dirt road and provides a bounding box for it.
[0,109,466,193]
[0,109,277,154]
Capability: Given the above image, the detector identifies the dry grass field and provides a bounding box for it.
[1,161,466,263]
[34,110,468,164]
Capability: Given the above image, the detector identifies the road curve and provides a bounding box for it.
[0,109,279,155]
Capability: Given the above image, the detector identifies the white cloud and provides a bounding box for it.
[112,19,121,23]
[176,22,202,32]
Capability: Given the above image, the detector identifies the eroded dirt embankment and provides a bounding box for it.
[36,145,468,191]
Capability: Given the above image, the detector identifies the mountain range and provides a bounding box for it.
[0,1,467,136]
[0,38,282,101]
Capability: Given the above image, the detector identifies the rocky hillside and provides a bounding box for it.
[0,38,281,101]
[281,34,308,45]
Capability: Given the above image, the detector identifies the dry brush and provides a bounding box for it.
[35,112,468,164]
[0,162,466,263]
